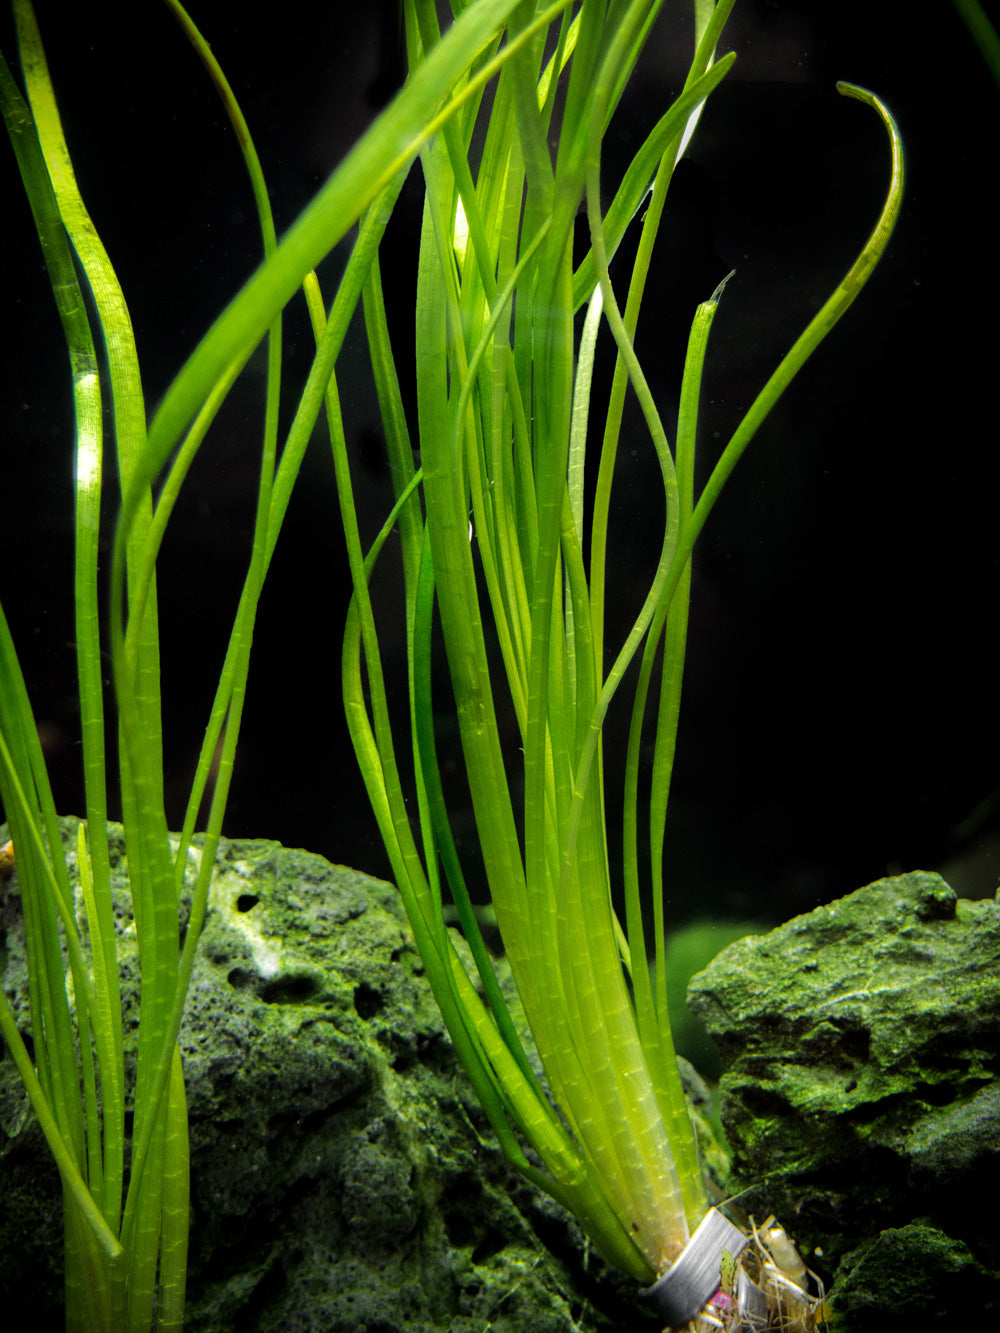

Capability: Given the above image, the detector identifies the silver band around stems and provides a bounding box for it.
[639,1207,749,1326]
[736,1267,770,1330]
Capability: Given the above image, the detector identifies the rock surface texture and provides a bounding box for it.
[688,870,1000,1329]
[0,819,661,1332]
[7,825,993,1330]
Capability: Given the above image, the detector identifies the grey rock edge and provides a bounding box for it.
[688,869,1000,1329]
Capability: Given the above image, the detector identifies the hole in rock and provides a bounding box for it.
[260,972,322,1004]
[353,982,384,1019]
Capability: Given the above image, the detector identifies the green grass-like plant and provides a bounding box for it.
[331,0,904,1296]
[0,1,903,1328]
[0,0,291,1322]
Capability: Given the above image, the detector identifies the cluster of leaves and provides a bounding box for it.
[0,1,903,1327]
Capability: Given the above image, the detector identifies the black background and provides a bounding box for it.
[2,0,997,931]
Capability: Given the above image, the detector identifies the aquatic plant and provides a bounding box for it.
[0,0,288,1323]
[0,1,902,1329]
[950,0,1000,88]
[330,0,902,1326]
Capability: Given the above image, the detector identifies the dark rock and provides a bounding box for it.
[687,870,1000,1322]
[828,1224,994,1332]
[0,819,664,1331]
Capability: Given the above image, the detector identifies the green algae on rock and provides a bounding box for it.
[830,1223,996,1332]
[688,870,1000,1324]
[1,819,675,1331]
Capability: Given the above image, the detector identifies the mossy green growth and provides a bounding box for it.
[828,1223,996,1332]
[688,871,1000,1315]
[3,819,725,1330]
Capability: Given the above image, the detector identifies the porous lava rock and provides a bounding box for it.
[688,870,1000,1327]
[1,818,661,1332]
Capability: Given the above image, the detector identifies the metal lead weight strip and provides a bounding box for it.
[737,1269,770,1331]
[639,1207,749,1325]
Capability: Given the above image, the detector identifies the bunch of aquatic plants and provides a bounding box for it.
[0,0,424,1320]
[329,0,902,1323]
[0,0,294,1322]
[0,1,619,1325]
[0,0,902,1329]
